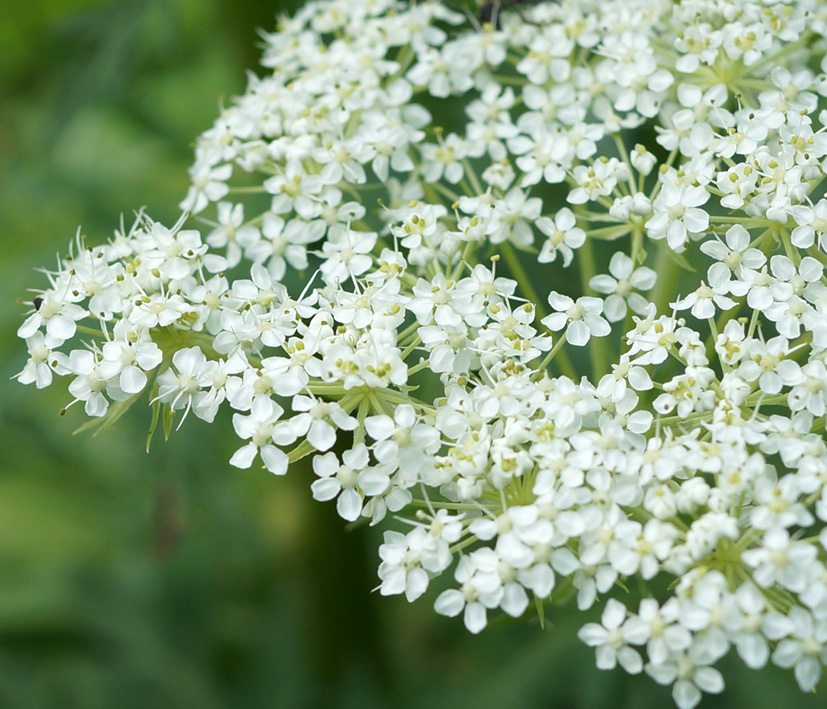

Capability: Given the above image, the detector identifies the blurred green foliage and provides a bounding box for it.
[1,1,826,707]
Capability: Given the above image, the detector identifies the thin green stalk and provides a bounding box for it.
[430,181,462,204]
[587,225,633,240]
[531,332,568,380]
[502,242,547,320]
[649,243,682,315]
[76,325,105,337]
[502,242,579,380]
[400,336,422,360]
[449,238,479,280]
[228,186,268,193]
[612,133,638,195]
[578,234,611,380]
[407,359,432,376]
[462,158,484,195]
[288,439,316,463]
[353,396,370,445]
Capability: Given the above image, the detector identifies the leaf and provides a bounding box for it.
[162,403,175,441]
[587,224,632,241]
[666,246,696,272]
[534,593,546,630]
[146,397,161,453]
[72,393,141,437]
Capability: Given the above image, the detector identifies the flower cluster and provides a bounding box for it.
[17,0,827,706]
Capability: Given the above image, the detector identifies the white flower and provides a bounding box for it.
[590,252,656,321]
[578,598,643,674]
[263,161,324,219]
[542,292,610,347]
[419,133,468,184]
[128,292,193,329]
[742,528,817,594]
[180,162,231,214]
[155,347,216,427]
[723,582,770,670]
[365,404,439,478]
[568,159,625,205]
[434,552,504,635]
[486,187,542,247]
[60,349,112,417]
[245,212,315,280]
[536,208,586,267]
[274,395,358,452]
[645,646,725,709]
[737,336,801,395]
[788,360,827,417]
[671,265,742,320]
[377,529,431,602]
[645,183,710,251]
[311,444,371,521]
[16,333,61,389]
[18,295,87,344]
[319,229,378,283]
[229,396,287,474]
[207,202,260,268]
[407,45,473,99]
[624,598,692,666]
[772,608,827,692]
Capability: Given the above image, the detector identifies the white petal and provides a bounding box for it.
[308,420,336,451]
[693,667,724,694]
[464,602,488,634]
[261,445,288,475]
[578,623,608,647]
[229,442,257,469]
[311,477,341,502]
[566,320,590,346]
[672,680,701,709]
[405,567,429,602]
[434,589,465,617]
[365,414,395,441]
[595,645,618,670]
[500,583,529,617]
[602,598,627,629]
[119,366,147,394]
[337,488,362,521]
[617,647,643,674]
[794,655,821,692]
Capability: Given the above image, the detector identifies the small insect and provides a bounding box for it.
[33,296,44,311]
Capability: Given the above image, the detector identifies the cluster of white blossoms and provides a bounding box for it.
[17,0,827,705]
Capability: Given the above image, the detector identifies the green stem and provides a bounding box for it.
[228,186,268,194]
[449,238,479,280]
[578,235,610,380]
[400,336,422,360]
[502,242,547,319]
[531,332,568,380]
[76,325,105,337]
[588,225,633,240]
[287,439,315,463]
[353,396,370,446]
[462,159,484,196]
[397,317,421,340]
[429,181,462,204]
[612,133,638,195]
[407,359,431,376]
[649,243,681,316]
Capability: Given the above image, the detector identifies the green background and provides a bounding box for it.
[0,1,824,706]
